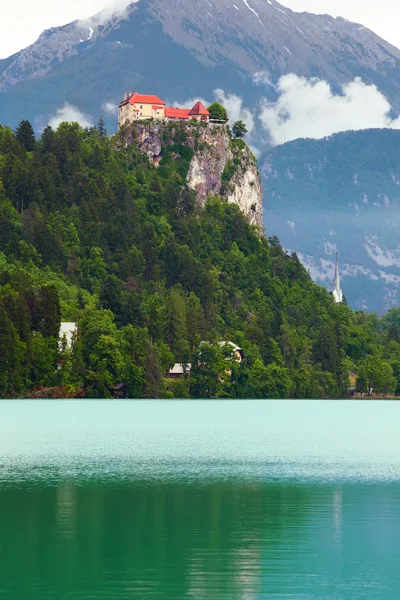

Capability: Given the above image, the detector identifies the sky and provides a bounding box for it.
[1,0,400,59]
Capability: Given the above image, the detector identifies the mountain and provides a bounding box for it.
[2,0,400,129]
[260,128,400,313]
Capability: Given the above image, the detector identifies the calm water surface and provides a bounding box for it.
[1,400,400,599]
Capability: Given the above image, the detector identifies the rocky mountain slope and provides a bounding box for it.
[261,128,400,313]
[117,120,263,228]
[1,0,400,128]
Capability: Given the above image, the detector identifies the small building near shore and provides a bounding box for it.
[217,341,244,362]
[167,363,192,379]
[59,322,77,351]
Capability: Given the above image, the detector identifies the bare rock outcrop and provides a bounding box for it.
[117,120,263,230]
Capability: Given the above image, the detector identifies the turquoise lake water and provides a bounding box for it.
[0,400,400,598]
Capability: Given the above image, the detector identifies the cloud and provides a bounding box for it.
[252,70,275,88]
[102,101,118,115]
[214,89,255,133]
[166,95,210,109]
[259,74,400,145]
[169,90,255,133]
[48,103,94,129]
[82,0,140,29]
[248,144,261,158]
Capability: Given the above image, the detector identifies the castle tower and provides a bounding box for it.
[332,252,343,304]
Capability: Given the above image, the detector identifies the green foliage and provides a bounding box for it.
[220,160,237,196]
[207,103,228,122]
[0,304,26,396]
[356,355,396,396]
[232,120,248,139]
[247,360,291,398]
[220,136,254,196]
[15,120,35,152]
[0,120,396,398]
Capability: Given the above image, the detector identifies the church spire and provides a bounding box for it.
[332,252,343,303]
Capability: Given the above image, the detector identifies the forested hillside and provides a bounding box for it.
[0,119,399,399]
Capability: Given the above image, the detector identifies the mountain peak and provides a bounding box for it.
[1,0,400,129]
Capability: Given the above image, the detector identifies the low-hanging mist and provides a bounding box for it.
[259,75,400,145]
[48,103,94,129]
[45,75,400,155]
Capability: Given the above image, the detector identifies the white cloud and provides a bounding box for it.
[82,0,140,28]
[169,90,255,134]
[48,103,94,128]
[214,89,255,133]
[166,95,210,109]
[102,101,118,115]
[252,71,275,88]
[248,143,261,158]
[259,74,400,145]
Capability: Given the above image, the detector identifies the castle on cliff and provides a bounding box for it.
[118,92,210,128]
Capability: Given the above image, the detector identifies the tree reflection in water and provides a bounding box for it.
[0,479,313,599]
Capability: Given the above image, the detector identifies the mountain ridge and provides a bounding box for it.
[1,0,400,129]
[261,128,400,313]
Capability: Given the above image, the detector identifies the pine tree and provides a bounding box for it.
[163,288,188,359]
[15,120,36,152]
[144,344,162,398]
[97,116,107,139]
[35,286,61,338]
[0,305,25,396]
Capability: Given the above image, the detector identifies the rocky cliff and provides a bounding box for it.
[117,120,263,229]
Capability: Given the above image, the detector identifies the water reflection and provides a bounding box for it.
[1,480,399,598]
[0,480,312,599]
[1,400,400,598]
[333,487,343,549]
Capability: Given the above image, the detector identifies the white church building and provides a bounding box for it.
[332,253,343,304]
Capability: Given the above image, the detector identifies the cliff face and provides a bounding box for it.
[118,121,263,229]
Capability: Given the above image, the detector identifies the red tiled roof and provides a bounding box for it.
[119,92,166,108]
[129,92,165,105]
[165,107,191,119]
[188,101,210,116]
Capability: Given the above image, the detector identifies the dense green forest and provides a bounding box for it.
[0,118,400,399]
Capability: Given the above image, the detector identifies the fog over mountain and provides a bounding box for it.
[1,0,400,132]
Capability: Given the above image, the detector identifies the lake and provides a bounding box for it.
[0,399,400,598]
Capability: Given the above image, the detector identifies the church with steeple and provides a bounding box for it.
[332,252,343,303]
